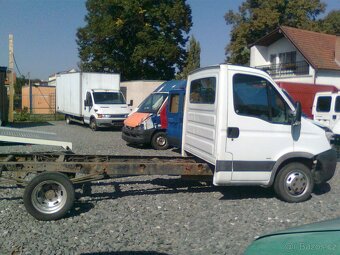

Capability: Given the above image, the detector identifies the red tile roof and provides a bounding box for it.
[253,26,340,71]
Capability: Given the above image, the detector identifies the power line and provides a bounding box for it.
[13,53,23,77]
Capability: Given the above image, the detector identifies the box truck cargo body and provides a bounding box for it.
[56,72,129,130]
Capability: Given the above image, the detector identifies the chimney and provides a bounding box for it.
[336,35,340,66]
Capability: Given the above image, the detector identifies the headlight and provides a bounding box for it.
[97,114,111,118]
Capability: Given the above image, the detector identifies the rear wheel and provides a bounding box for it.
[151,132,169,150]
[23,172,75,221]
[274,162,313,203]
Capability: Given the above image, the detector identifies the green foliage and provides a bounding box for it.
[320,10,340,34]
[77,0,192,81]
[14,107,30,122]
[15,76,27,95]
[176,36,201,79]
[225,0,326,65]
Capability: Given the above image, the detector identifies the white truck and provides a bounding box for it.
[56,72,130,130]
[1,64,336,220]
[182,64,336,202]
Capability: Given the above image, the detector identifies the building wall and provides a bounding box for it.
[250,37,340,87]
[251,38,306,67]
[120,80,164,111]
[22,86,56,114]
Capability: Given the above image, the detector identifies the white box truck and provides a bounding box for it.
[56,72,130,130]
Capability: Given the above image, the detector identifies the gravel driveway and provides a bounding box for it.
[1,121,340,255]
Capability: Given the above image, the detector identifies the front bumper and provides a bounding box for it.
[314,149,337,184]
[122,126,155,144]
[96,118,125,127]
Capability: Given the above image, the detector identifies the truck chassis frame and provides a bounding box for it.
[0,153,213,221]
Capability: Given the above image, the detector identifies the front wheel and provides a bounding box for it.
[90,118,98,131]
[65,115,72,125]
[274,162,313,203]
[151,132,169,150]
[23,172,75,221]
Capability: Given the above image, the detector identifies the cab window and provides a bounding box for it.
[335,96,340,113]
[169,94,180,113]
[233,74,289,124]
[316,96,331,112]
[190,77,216,104]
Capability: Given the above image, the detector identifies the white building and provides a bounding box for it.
[250,26,340,88]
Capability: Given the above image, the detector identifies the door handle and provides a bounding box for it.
[227,127,239,138]
[333,115,336,120]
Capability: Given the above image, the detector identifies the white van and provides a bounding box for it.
[312,91,340,130]
[182,64,336,202]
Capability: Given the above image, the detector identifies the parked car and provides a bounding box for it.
[244,217,340,255]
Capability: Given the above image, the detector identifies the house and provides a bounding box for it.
[250,26,340,88]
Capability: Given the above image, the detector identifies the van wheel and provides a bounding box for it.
[151,132,169,150]
[65,116,72,125]
[274,162,313,203]
[90,118,98,131]
[23,172,75,221]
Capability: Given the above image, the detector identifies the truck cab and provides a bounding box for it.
[83,89,129,131]
[181,64,336,202]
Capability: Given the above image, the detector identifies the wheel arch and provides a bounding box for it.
[269,152,314,186]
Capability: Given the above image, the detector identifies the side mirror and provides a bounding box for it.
[84,100,88,107]
[293,101,302,126]
[128,99,133,107]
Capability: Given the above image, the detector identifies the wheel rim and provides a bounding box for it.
[31,180,67,214]
[284,170,309,197]
[156,136,166,147]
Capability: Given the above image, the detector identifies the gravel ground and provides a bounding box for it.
[1,121,340,255]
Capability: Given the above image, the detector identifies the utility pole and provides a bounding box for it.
[28,72,32,114]
[8,34,14,122]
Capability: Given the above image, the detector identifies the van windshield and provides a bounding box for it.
[138,93,167,113]
[93,92,126,104]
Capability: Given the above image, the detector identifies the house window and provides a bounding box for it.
[279,51,296,64]
[270,54,276,65]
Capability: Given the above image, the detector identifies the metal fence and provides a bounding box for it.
[256,61,309,78]
[15,94,56,114]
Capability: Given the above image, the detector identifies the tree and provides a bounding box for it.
[225,0,326,65]
[320,10,340,34]
[14,76,27,95]
[176,36,200,79]
[77,0,192,81]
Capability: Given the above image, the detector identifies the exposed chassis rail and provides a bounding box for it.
[0,153,213,186]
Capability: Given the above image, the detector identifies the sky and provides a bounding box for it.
[0,0,339,80]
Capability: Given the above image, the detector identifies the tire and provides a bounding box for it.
[151,131,169,150]
[274,162,313,203]
[65,115,72,125]
[90,118,98,131]
[23,172,75,221]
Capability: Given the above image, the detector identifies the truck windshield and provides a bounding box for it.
[138,93,167,113]
[93,92,126,104]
